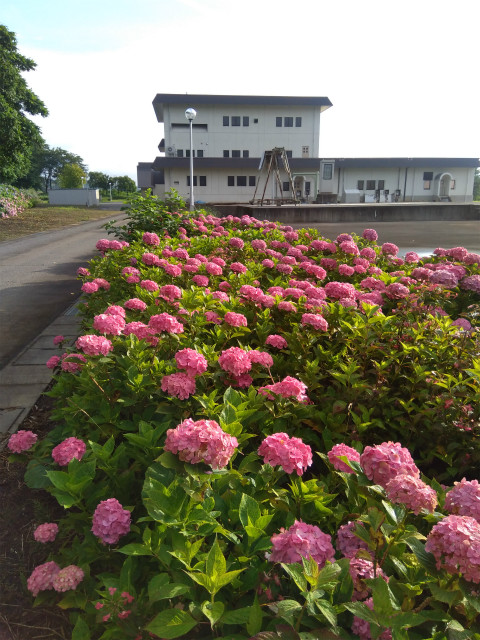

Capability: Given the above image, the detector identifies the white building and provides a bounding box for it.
[137,93,478,204]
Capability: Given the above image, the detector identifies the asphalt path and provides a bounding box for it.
[0,212,126,370]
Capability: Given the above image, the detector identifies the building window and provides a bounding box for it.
[197,150,204,158]
[186,150,195,158]
[450,179,456,190]
[423,171,433,181]
[199,176,207,186]
[243,116,249,126]
[302,146,310,157]
[305,181,311,195]
[237,176,247,186]
[187,176,198,187]
[323,163,333,180]
[283,181,290,192]
[227,176,234,186]
[249,176,256,186]
[223,150,229,158]
[378,180,385,190]
[423,181,431,190]
[284,116,293,127]
[232,150,241,158]
[223,116,229,126]
[276,116,282,127]
[177,149,184,157]
[286,150,292,158]
[243,150,249,158]
[295,117,302,127]
[366,180,376,190]
[254,118,258,123]
[231,116,241,126]
[357,180,364,190]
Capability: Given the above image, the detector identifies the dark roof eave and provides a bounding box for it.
[335,157,480,168]
[152,157,322,170]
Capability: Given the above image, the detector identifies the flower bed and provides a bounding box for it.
[0,184,37,218]
[9,206,480,639]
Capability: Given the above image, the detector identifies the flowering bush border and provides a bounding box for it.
[8,208,480,639]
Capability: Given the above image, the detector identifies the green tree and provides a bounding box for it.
[0,25,48,183]
[115,175,137,193]
[58,163,86,189]
[15,143,87,192]
[88,171,111,191]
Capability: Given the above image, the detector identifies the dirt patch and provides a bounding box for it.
[0,394,72,639]
[0,206,123,243]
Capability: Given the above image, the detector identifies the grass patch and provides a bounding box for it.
[0,206,123,242]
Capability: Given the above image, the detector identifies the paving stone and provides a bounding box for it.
[0,384,48,408]
[1,365,52,385]
[0,407,24,434]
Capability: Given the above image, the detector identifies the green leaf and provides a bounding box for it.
[316,562,342,588]
[201,600,225,627]
[280,563,308,593]
[369,577,400,618]
[343,602,379,625]
[221,606,252,625]
[246,594,263,636]
[429,583,463,607]
[72,616,91,640]
[314,600,337,627]
[405,537,439,574]
[270,599,302,626]
[146,609,197,639]
[206,539,226,580]
[116,543,151,556]
[239,493,261,528]
[148,574,169,602]
[24,459,50,489]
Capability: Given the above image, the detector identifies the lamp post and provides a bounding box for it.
[185,107,197,211]
[108,182,112,202]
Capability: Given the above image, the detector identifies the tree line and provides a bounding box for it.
[0,25,136,195]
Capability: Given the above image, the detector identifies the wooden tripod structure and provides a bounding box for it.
[250,147,299,206]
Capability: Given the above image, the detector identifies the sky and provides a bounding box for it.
[2,0,479,182]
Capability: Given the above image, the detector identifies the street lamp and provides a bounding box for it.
[108,182,112,202]
[185,107,197,211]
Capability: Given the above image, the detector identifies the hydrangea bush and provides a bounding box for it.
[9,209,480,639]
[0,184,37,218]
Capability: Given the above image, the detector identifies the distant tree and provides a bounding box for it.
[0,25,48,183]
[474,169,480,201]
[115,175,137,193]
[14,143,87,192]
[88,171,111,191]
[58,163,87,189]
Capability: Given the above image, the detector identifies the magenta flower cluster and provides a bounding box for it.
[27,561,84,597]
[92,498,131,545]
[425,515,480,583]
[258,432,312,476]
[164,418,238,469]
[8,429,37,453]
[51,437,87,466]
[269,520,335,568]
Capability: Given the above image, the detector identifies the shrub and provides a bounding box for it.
[0,184,37,218]
[11,212,480,639]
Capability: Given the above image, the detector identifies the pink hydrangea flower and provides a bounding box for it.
[301,313,328,331]
[206,262,223,276]
[349,557,389,600]
[404,251,420,263]
[224,311,248,327]
[192,274,209,287]
[385,474,438,514]
[460,275,480,294]
[425,515,480,583]
[161,372,196,400]
[339,241,360,256]
[205,311,222,324]
[336,521,371,558]
[52,437,86,466]
[445,478,480,522]
[265,334,288,349]
[175,348,208,376]
[381,242,399,256]
[77,267,90,276]
[164,418,238,469]
[148,313,184,334]
[123,322,153,341]
[229,236,244,249]
[324,281,357,300]
[141,252,161,266]
[8,430,38,453]
[76,335,113,356]
[258,433,312,475]
[430,270,459,287]
[262,259,274,268]
[53,335,64,345]
[362,229,378,241]
[212,290,230,302]
[230,261,247,274]
[328,443,361,473]
[27,561,60,597]
[338,263,355,276]
[218,347,252,376]
[278,301,296,312]
[259,376,308,403]
[81,281,99,294]
[268,521,335,567]
[163,263,182,277]
[360,442,419,488]
[140,279,159,292]
[92,498,131,545]
[34,523,59,543]
[124,298,147,311]
[93,313,126,335]
[232,372,253,388]
[52,565,84,592]
[61,353,87,373]
[46,355,61,369]
[384,282,410,299]
[248,350,273,368]
[360,247,377,261]
[92,278,110,290]
[142,232,160,245]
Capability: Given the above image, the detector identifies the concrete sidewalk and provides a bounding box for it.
[0,302,81,447]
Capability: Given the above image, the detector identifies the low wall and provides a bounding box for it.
[212,202,480,223]
[48,189,100,207]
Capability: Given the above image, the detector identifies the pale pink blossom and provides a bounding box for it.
[381,242,399,256]
[158,284,182,302]
[336,521,372,558]
[259,376,308,403]
[349,557,389,600]
[124,298,147,311]
[53,565,84,592]
[324,281,356,299]
[258,433,312,475]
[27,561,60,597]
[46,355,61,369]
[384,282,410,299]
[164,418,238,469]
[385,474,438,514]
[8,430,38,453]
[93,313,126,335]
[148,313,184,334]
[192,274,209,287]
[142,232,160,245]
[301,313,328,331]
[445,478,480,522]
[269,521,334,567]
[425,515,480,583]
[34,523,59,543]
[205,311,222,324]
[92,278,110,290]
[230,261,247,274]
[92,498,131,545]
[76,335,113,356]
[140,279,159,292]
[61,353,87,373]
[338,263,355,276]
[175,348,208,376]
[218,347,252,376]
[161,373,196,400]
[328,443,361,473]
[360,442,419,488]
[224,311,248,327]
[163,263,182,277]
[52,437,86,466]
[362,229,378,241]
[81,281,99,293]
[248,350,273,368]
[265,334,288,349]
